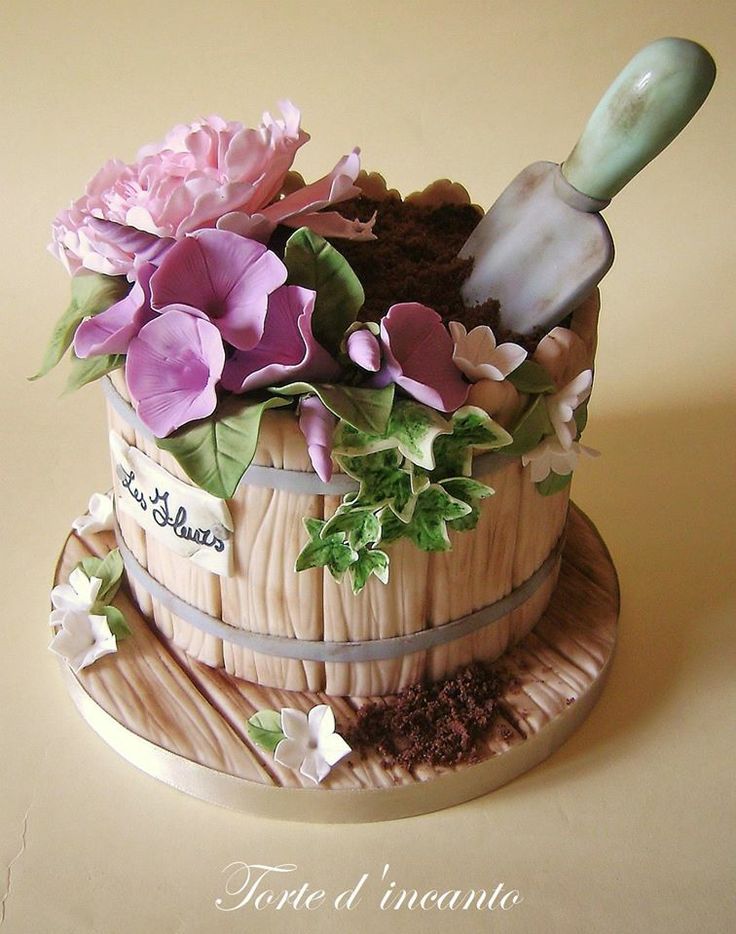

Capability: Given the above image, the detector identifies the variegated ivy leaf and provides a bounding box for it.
[322,507,381,550]
[295,517,358,581]
[246,710,286,753]
[536,471,573,497]
[333,401,451,471]
[432,406,513,478]
[440,477,495,532]
[338,448,429,523]
[349,548,390,593]
[378,484,472,552]
[386,401,452,470]
[502,395,555,457]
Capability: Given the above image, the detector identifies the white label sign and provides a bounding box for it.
[110,432,235,577]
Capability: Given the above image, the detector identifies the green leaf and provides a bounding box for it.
[386,401,451,470]
[64,353,124,393]
[295,517,358,581]
[440,476,495,532]
[332,420,398,459]
[335,401,451,470]
[271,382,394,436]
[432,406,512,477]
[338,448,423,523]
[506,360,556,394]
[574,399,589,438]
[303,516,325,539]
[536,471,573,496]
[503,396,554,457]
[31,273,129,380]
[283,228,364,355]
[102,605,131,640]
[156,394,291,499]
[78,549,124,605]
[322,507,381,550]
[380,484,471,552]
[349,548,389,593]
[246,710,286,753]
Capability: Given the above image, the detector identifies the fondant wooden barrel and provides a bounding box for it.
[103,294,597,697]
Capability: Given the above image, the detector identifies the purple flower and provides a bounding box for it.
[74,263,157,357]
[298,396,338,482]
[221,285,341,393]
[125,309,225,437]
[149,229,286,351]
[377,303,469,412]
[346,326,381,372]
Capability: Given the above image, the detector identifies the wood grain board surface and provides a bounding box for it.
[52,503,618,820]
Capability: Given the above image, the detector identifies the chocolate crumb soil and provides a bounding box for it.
[330,196,545,351]
[345,662,507,771]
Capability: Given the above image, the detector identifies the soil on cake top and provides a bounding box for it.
[329,196,546,352]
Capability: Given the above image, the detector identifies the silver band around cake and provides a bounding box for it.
[114,520,565,663]
[102,375,516,496]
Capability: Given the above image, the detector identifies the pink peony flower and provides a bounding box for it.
[221,285,341,393]
[49,212,172,278]
[376,303,469,413]
[74,263,157,357]
[125,309,225,437]
[50,104,373,278]
[149,229,287,351]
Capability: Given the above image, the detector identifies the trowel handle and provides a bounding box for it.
[562,37,715,202]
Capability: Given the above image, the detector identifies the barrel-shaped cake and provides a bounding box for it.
[42,104,606,808]
[95,170,599,697]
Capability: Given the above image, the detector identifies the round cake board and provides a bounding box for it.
[52,504,619,823]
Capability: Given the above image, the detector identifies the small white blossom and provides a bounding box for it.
[273,705,351,784]
[48,611,117,672]
[522,437,599,483]
[545,369,593,449]
[449,321,527,382]
[50,568,102,614]
[72,492,115,535]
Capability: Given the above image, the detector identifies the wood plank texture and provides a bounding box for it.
[54,504,618,796]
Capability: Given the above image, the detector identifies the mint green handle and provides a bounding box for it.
[562,37,715,202]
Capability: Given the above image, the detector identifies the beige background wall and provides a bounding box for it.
[1,1,734,932]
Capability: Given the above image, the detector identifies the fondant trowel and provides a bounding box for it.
[459,37,716,336]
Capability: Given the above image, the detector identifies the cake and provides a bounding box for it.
[40,102,616,816]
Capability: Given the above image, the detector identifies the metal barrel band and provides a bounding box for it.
[102,375,517,496]
[115,519,565,664]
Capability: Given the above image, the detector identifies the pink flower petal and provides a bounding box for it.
[283,210,377,240]
[74,264,156,357]
[126,309,225,437]
[380,303,469,412]
[298,396,337,482]
[261,150,361,223]
[150,229,286,351]
[347,329,381,371]
[221,285,341,392]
